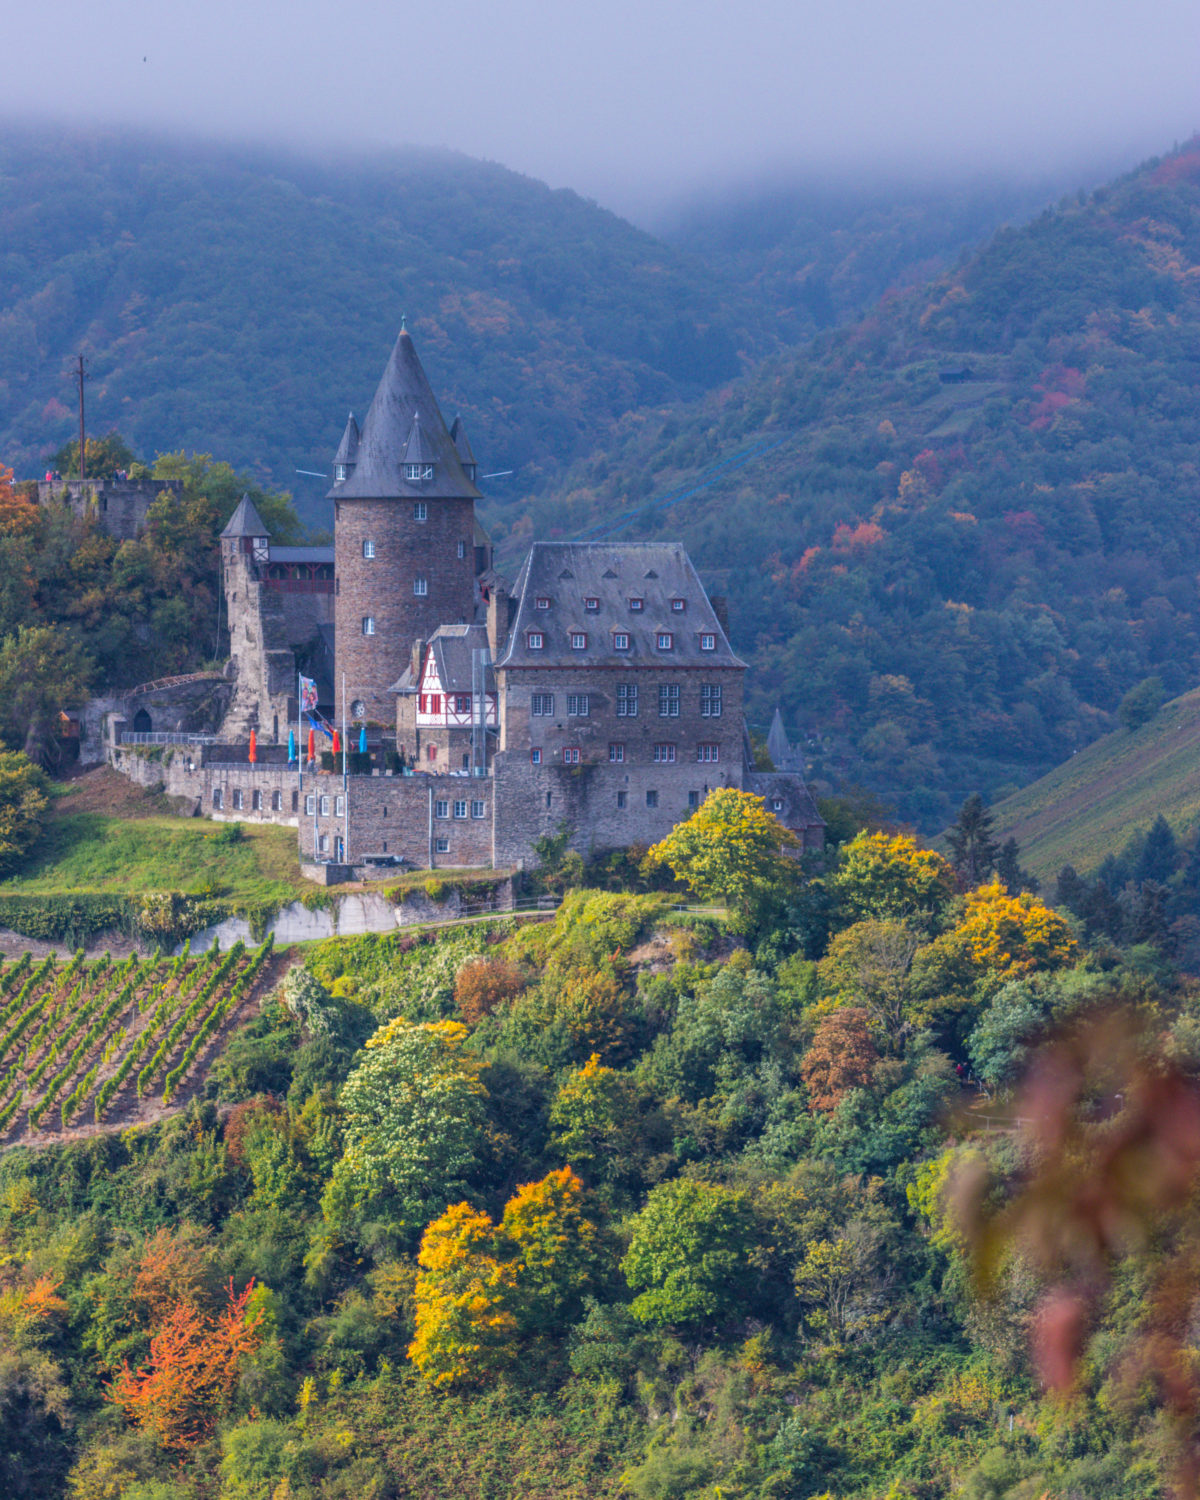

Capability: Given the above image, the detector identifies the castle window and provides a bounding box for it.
[671,598,686,612]
[617,790,627,809]
[531,693,554,717]
[352,700,366,719]
[700,683,722,718]
[570,632,588,650]
[272,791,282,811]
[688,790,700,808]
[334,464,348,482]
[616,683,638,717]
[232,789,243,810]
[697,743,719,762]
[773,798,784,812]
[318,833,330,854]
[471,799,486,818]
[700,633,716,651]
[436,836,450,853]
[646,789,658,808]
[527,631,544,650]
[530,748,542,764]
[435,799,449,818]
[406,463,434,482]
[628,597,644,612]
[535,597,551,610]
[362,616,376,635]
[252,790,262,812]
[584,597,599,611]
[566,694,589,717]
[320,795,331,816]
[454,694,471,714]
[335,795,345,815]
[418,694,427,713]
[414,502,428,521]
[458,540,466,559]
[653,743,676,763]
[427,744,438,761]
[658,684,680,717]
[563,747,581,765]
[305,794,316,815]
[212,788,223,810]
[414,576,428,596]
[613,631,630,651]
[608,742,624,763]
[657,632,674,651]
[362,539,375,558]
[453,799,468,819]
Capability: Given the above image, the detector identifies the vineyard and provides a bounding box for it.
[0,937,277,1145]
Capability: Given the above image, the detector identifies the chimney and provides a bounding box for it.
[411,638,425,680]
[487,583,509,659]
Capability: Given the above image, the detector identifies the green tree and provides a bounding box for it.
[946,793,1000,888]
[1117,675,1164,731]
[500,1167,603,1333]
[0,751,49,878]
[831,831,956,929]
[321,1019,488,1240]
[0,625,92,766]
[644,787,799,929]
[50,431,138,479]
[621,1179,755,1330]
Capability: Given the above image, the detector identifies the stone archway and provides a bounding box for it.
[132,708,152,734]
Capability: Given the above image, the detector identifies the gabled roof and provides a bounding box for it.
[389,623,495,696]
[328,324,481,502]
[220,494,269,538]
[497,542,746,670]
[333,412,360,467]
[450,415,477,470]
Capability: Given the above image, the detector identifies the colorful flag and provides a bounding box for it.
[248,729,257,764]
[307,728,315,763]
[299,675,318,713]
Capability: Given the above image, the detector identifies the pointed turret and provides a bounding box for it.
[402,411,438,469]
[327,323,479,501]
[332,412,360,484]
[450,415,478,483]
[220,493,269,539]
[766,707,797,772]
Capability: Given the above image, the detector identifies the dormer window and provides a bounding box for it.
[334,464,349,482]
[671,598,686,612]
[570,632,588,650]
[584,597,599,611]
[613,631,630,651]
[535,597,551,610]
[657,631,674,650]
[405,463,434,482]
[629,597,644,612]
[527,631,544,650]
[700,633,716,651]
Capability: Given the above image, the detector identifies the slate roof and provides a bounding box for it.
[220,494,269,538]
[388,623,494,696]
[766,707,802,772]
[267,547,335,565]
[333,413,360,467]
[328,324,481,502]
[497,542,746,670]
[744,771,825,831]
[450,415,477,472]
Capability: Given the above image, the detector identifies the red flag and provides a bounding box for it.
[307,728,315,763]
[248,729,257,764]
[332,730,341,755]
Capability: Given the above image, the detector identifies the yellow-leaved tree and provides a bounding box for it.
[644,787,799,929]
[830,831,956,929]
[955,881,1077,977]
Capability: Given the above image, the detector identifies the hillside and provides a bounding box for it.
[492,142,1200,828]
[0,126,766,524]
[989,687,1200,882]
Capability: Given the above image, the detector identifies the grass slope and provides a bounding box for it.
[991,688,1200,881]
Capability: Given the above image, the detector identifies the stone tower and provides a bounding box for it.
[330,323,482,725]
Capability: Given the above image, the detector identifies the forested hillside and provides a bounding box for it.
[502,142,1200,827]
[0,127,765,518]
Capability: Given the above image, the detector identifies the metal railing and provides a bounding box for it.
[118,732,217,746]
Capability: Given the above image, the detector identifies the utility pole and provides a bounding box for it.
[75,355,88,484]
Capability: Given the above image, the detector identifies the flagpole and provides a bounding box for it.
[341,672,349,866]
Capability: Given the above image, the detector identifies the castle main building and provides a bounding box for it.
[106,322,823,869]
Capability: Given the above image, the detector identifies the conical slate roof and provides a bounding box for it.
[402,412,438,466]
[766,707,800,772]
[333,412,360,467]
[328,324,480,501]
[220,493,269,538]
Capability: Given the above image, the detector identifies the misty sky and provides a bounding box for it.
[7,0,1197,219]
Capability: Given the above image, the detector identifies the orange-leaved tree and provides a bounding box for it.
[109,1278,263,1452]
[801,1007,880,1112]
[0,464,38,536]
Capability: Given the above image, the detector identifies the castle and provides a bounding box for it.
[103,322,823,871]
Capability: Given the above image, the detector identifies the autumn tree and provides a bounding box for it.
[548,1052,643,1178]
[818,918,923,1043]
[955,881,1077,977]
[407,1203,519,1387]
[831,830,956,930]
[644,787,799,929]
[0,625,92,767]
[500,1167,603,1332]
[801,1007,879,1112]
[454,955,525,1023]
[0,751,49,878]
[0,465,38,536]
[321,1019,488,1239]
[109,1279,264,1452]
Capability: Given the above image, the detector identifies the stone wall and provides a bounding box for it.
[38,477,184,540]
[302,771,494,867]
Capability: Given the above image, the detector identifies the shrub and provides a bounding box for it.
[453,957,525,1024]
